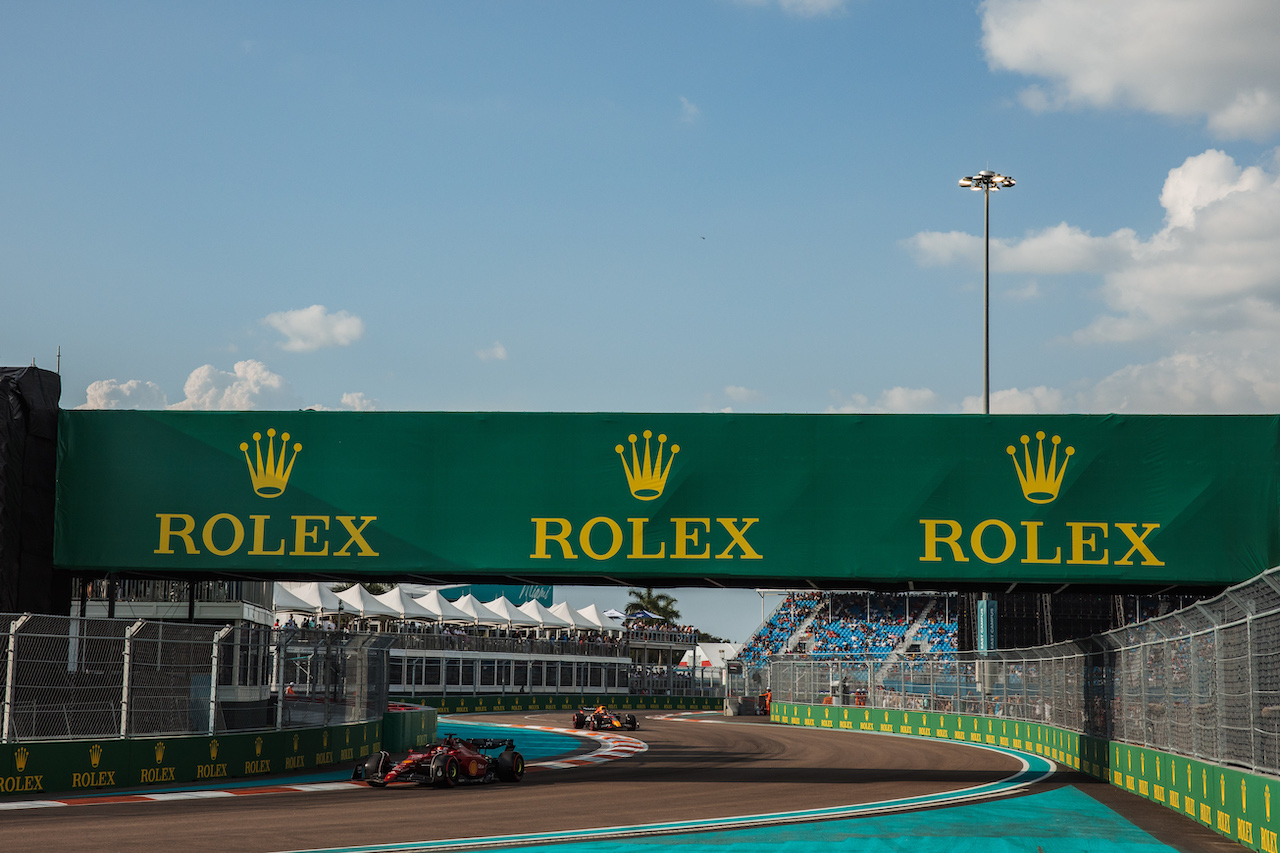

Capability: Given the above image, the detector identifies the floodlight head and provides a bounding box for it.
[959,177,973,187]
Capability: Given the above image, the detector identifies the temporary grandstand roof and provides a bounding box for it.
[283,581,344,613]
[374,586,437,619]
[484,595,542,628]
[549,601,593,630]
[451,593,507,626]
[518,599,571,629]
[333,584,401,617]
[576,604,624,632]
[272,582,317,613]
[412,589,472,623]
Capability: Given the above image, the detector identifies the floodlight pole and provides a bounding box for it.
[958,170,1016,415]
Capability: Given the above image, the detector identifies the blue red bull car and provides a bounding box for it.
[354,734,525,788]
[572,705,639,731]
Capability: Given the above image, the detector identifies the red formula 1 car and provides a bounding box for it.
[572,705,639,731]
[354,735,525,788]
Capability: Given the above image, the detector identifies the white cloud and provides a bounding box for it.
[169,360,302,410]
[1074,150,1280,346]
[827,387,943,413]
[981,0,1280,140]
[79,378,169,410]
[909,148,1280,413]
[79,362,380,412]
[904,223,1140,275]
[731,0,850,17]
[262,305,365,352]
[679,96,701,124]
[339,391,377,411]
[476,341,508,361]
[724,385,763,403]
[961,386,1069,414]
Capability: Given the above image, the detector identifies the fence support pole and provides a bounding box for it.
[2,613,33,743]
[274,632,284,731]
[209,625,234,736]
[119,620,145,738]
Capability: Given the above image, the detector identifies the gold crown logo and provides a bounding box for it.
[1007,431,1074,504]
[255,736,263,757]
[15,746,28,773]
[615,430,679,501]
[210,739,219,761]
[90,743,102,768]
[323,731,329,748]
[293,734,300,752]
[240,429,301,498]
[155,742,165,764]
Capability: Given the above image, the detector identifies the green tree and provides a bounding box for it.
[626,587,680,623]
[331,581,394,595]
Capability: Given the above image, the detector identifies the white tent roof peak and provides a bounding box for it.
[374,586,437,619]
[450,593,507,626]
[334,584,400,617]
[518,599,571,629]
[549,602,592,630]
[576,604,625,632]
[273,582,317,614]
[281,581,343,614]
[483,596,542,627]
[412,590,472,623]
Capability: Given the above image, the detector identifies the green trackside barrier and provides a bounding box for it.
[383,706,438,752]
[773,702,1279,853]
[395,694,722,716]
[0,719,380,797]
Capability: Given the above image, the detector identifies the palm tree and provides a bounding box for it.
[332,581,394,595]
[626,587,680,623]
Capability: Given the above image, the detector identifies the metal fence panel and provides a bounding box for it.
[766,566,1280,777]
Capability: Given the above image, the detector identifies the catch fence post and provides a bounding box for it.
[274,631,285,731]
[119,620,145,738]
[2,613,33,743]
[209,625,234,736]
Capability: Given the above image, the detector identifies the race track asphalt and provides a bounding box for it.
[0,712,1242,853]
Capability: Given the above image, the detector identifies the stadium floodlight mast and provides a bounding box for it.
[958,170,1015,415]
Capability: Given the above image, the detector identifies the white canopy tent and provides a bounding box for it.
[549,601,593,630]
[374,586,438,620]
[575,604,625,633]
[483,596,542,628]
[283,581,344,613]
[413,589,475,623]
[518,599,571,629]
[334,584,401,618]
[272,582,318,614]
[452,594,507,626]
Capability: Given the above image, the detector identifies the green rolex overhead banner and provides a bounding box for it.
[54,411,1280,587]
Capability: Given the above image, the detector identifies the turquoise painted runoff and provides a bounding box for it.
[290,786,1178,853]
[435,719,582,761]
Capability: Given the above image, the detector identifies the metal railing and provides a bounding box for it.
[1,614,387,742]
[767,566,1280,777]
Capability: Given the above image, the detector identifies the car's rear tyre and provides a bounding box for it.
[497,750,525,782]
[625,714,638,730]
[364,751,391,787]
[573,714,585,729]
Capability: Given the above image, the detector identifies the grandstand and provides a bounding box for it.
[740,589,1208,676]
[737,591,959,669]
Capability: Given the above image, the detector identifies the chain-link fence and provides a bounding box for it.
[768,566,1280,777]
[2,615,388,742]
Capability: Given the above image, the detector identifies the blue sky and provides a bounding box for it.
[7,0,1279,416]
[5,1,1280,638]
